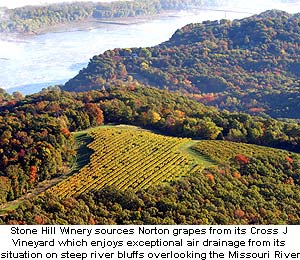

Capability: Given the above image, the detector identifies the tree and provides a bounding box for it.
[235,154,249,165]
[12,91,24,101]
[195,118,223,140]
[85,103,104,126]
[0,176,11,204]
[5,164,26,198]
[147,110,161,124]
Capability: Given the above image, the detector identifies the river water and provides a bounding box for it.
[0,2,299,94]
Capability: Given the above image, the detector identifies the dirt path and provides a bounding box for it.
[178,140,216,168]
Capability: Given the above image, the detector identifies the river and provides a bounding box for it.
[0,2,299,94]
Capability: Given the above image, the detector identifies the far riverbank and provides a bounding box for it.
[0,10,183,40]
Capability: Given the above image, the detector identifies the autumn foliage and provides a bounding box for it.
[286,156,293,164]
[235,154,250,164]
[206,173,215,181]
[234,209,245,219]
[29,166,38,183]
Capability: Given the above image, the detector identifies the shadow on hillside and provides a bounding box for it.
[72,133,94,173]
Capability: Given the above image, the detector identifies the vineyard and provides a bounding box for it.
[192,140,300,165]
[49,128,300,199]
[49,126,205,198]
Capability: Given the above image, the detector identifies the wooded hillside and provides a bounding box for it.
[64,10,300,118]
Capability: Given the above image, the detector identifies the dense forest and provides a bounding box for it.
[64,10,300,118]
[0,0,220,33]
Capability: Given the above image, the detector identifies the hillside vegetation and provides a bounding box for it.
[0,83,300,208]
[193,140,298,165]
[193,140,300,184]
[64,10,300,118]
[0,83,300,223]
[2,137,300,224]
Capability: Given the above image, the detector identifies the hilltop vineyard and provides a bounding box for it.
[49,127,203,198]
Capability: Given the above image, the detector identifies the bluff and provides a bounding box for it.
[64,10,300,118]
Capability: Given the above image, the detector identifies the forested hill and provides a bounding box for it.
[64,10,300,118]
[0,0,218,34]
[1,85,300,224]
[1,83,300,206]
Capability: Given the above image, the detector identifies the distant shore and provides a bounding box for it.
[0,10,183,40]
[0,0,120,9]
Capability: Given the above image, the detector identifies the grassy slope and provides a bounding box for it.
[178,140,216,168]
[72,132,93,172]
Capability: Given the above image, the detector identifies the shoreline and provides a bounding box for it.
[0,10,184,40]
